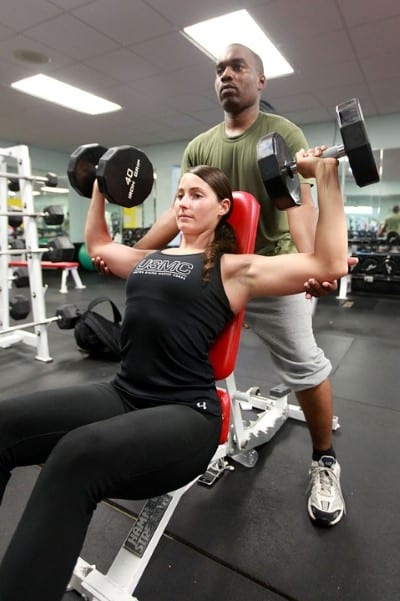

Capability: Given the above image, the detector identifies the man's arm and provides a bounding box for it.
[134,206,179,250]
[378,218,388,237]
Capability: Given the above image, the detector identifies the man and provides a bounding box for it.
[379,204,400,237]
[134,43,346,526]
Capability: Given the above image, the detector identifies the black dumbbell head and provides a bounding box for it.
[45,172,58,187]
[67,143,108,198]
[8,178,20,192]
[97,146,154,208]
[43,205,64,226]
[43,236,75,262]
[13,267,29,288]
[8,206,23,229]
[336,98,380,188]
[10,294,31,320]
[257,132,301,210]
[56,304,80,329]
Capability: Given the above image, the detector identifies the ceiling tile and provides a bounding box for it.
[84,48,160,84]
[0,0,62,30]
[72,0,173,44]
[23,13,119,60]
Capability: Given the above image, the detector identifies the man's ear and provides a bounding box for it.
[258,74,266,90]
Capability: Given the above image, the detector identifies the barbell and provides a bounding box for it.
[257,98,380,210]
[67,143,154,207]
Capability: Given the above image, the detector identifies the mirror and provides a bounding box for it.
[342,147,400,237]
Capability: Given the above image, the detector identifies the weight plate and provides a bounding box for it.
[10,294,31,320]
[257,133,301,210]
[67,143,108,198]
[360,257,379,274]
[97,146,154,208]
[336,99,380,187]
[387,231,400,246]
[380,258,396,276]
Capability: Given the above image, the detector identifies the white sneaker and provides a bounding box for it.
[307,455,346,526]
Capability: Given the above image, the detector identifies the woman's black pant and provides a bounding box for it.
[0,382,221,601]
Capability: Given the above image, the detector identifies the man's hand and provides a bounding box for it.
[92,255,112,275]
[304,256,358,299]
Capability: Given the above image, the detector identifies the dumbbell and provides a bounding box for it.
[10,267,29,288]
[4,235,75,262]
[67,143,154,207]
[41,236,75,262]
[4,205,65,229]
[2,303,80,331]
[3,172,58,192]
[8,239,25,251]
[9,294,31,320]
[257,98,380,210]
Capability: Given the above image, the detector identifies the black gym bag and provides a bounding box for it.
[74,296,122,361]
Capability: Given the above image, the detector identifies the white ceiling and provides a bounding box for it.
[0,0,399,155]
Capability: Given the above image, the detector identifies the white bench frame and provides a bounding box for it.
[68,370,339,600]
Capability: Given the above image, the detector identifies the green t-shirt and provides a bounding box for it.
[181,112,310,255]
[384,212,400,234]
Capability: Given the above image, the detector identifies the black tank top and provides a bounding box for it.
[113,251,234,416]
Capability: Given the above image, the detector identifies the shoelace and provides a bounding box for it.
[309,465,346,511]
[313,466,337,496]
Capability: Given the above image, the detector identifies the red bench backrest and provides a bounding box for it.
[209,191,260,381]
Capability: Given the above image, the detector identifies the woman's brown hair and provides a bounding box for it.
[187,165,238,282]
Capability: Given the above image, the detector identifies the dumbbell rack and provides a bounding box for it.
[0,145,53,362]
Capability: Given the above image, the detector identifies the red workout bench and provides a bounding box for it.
[9,260,86,294]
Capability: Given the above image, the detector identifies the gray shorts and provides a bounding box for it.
[245,294,332,392]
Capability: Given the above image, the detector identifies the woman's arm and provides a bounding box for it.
[85,181,150,279]
[287,182,318,253]
[224,149,348,308]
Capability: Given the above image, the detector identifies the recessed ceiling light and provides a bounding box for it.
[13,49,51,64]
[10,74,122,115]
[182,9,293,79]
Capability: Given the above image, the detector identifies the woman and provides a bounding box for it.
[0,148,347,601]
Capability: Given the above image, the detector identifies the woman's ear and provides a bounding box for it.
[218,198,231,218]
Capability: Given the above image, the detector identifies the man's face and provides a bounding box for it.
[214,45,265,113]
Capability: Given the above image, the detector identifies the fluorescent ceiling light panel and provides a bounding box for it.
[11,74,121,115]
[183,9,293,79]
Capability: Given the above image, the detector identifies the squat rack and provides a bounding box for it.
[0,145,53,362]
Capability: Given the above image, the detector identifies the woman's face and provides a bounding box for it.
[174,172,230,234]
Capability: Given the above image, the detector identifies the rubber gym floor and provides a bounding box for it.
[0,270,399,601]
